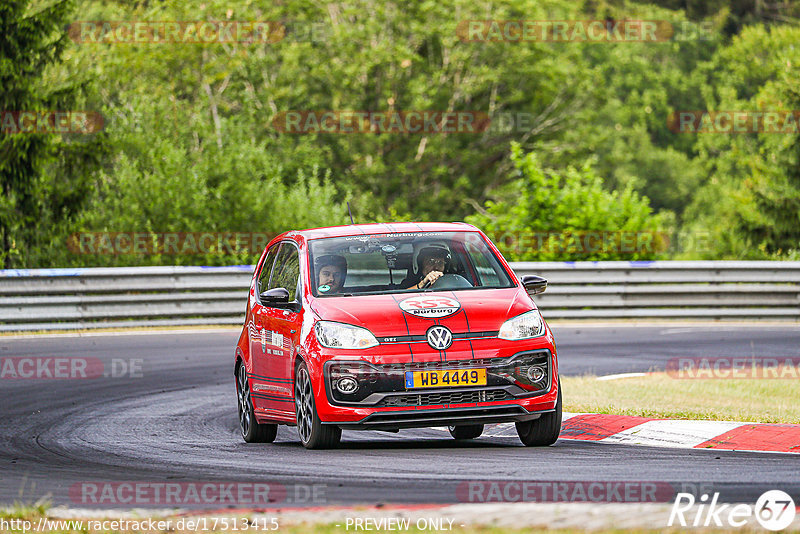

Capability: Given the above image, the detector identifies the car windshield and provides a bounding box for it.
[308,231,515,296]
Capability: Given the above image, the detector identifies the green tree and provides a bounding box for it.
[66,98,349,267]
[0,0,104,268]
[466,143,671,261]
[71,0,595,221]
[15,0,799,266]
[536,3,721,218]
[681,24,800,258]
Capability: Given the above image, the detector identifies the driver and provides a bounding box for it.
[402,244,451,290]
[315,255,347,294]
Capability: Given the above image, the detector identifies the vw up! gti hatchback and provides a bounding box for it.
[234,222,560,449]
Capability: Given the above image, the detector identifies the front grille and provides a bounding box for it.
[375,357,507,373]
[377,388,512,407]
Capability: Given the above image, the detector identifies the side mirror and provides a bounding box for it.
[259,287,290,306]
[521,275,547,296]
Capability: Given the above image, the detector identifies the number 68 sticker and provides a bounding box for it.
[755,490,796,531]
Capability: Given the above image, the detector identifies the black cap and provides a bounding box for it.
[418,244,450,260]
[315,254,347,273]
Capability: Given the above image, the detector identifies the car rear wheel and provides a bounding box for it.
[295,361,341,449]
[448,424,484,440]
[236,363,278,443]
[516,380,562,446]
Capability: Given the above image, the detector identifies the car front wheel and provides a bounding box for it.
[516,380,562,446]
[295,361,341,449]
[236,363,278,443]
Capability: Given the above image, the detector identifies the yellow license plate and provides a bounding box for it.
[405,369,487,389]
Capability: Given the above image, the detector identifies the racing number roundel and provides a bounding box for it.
[399,296,461,318]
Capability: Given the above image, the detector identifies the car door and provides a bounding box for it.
[249,244,279,413]
[259,241,303,416]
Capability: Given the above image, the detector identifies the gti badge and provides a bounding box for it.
[426,325,453,350]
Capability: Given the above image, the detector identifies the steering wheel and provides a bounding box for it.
[429,274,473,289]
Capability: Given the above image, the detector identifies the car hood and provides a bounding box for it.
[309,288,534,336]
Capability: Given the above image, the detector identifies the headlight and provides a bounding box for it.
[315,321,379,349]
[498,310,544,340]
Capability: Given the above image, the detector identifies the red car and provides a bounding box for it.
[234,222,560,449]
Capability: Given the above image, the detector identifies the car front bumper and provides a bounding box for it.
[315,349,559,429]
[330,402,556,430]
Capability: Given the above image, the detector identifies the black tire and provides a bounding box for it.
[516,380,562,446]
[295,361,341,449]
[236,363,278,443]
[448,424,484,440]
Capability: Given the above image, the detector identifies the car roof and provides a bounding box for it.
[286,222,479,240]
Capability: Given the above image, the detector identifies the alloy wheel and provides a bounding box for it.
[237,365,252,438]
[295,367,314,444]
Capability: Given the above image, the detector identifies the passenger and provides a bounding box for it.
[402,244,451,290]
[315,255,347,294]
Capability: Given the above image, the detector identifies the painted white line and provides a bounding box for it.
[600,420,744,449]
[596,372,647,381]
[659,328,699,335]
[432,414,583,437]
[481,423,514,438]
[481,413,585,437]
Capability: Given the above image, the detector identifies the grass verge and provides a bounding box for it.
[561,372,800,423]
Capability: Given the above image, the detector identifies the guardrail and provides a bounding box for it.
[1,262,798,331]
[517,261,800,320]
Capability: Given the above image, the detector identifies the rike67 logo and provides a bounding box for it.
[399,296,461,318]
[669,490,796,531]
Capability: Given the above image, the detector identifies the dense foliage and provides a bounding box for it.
[1,0,798,267]
[0,0,105,267]
[466,143,672,261]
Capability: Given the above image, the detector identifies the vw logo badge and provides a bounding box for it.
[426,325,453,350]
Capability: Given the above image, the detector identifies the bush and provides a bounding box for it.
[466,143,672,261]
